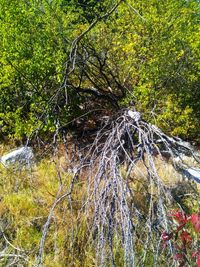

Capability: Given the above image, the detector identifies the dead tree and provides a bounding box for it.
[35,2,200,265]
[74,108,200,266]
[36,108,200,267]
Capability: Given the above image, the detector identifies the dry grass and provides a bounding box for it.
[0,127,199,267]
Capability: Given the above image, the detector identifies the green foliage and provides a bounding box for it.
[0,0,199,141]
[93,0,200,139]
[0,0,81,138]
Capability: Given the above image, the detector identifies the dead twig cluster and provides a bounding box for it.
[72,108,199,266]
[37,108,199,266]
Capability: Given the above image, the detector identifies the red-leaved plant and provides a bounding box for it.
[162,211,200,267]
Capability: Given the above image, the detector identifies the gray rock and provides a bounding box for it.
[0,146,34,168]
[182,167,200,184]
[127,110,141,122]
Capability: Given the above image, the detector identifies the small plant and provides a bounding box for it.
[162,210,200,267]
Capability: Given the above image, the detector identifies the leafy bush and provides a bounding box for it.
[162,210,200,266]
[0,0,199,141]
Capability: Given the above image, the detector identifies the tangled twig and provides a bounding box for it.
[74,108,199,266]
[37,108,199,266]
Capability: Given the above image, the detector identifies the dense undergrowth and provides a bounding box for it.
[0,0,199,142]
[0,142,199,266]
[0,0,200,266]
[0,150,92,266]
